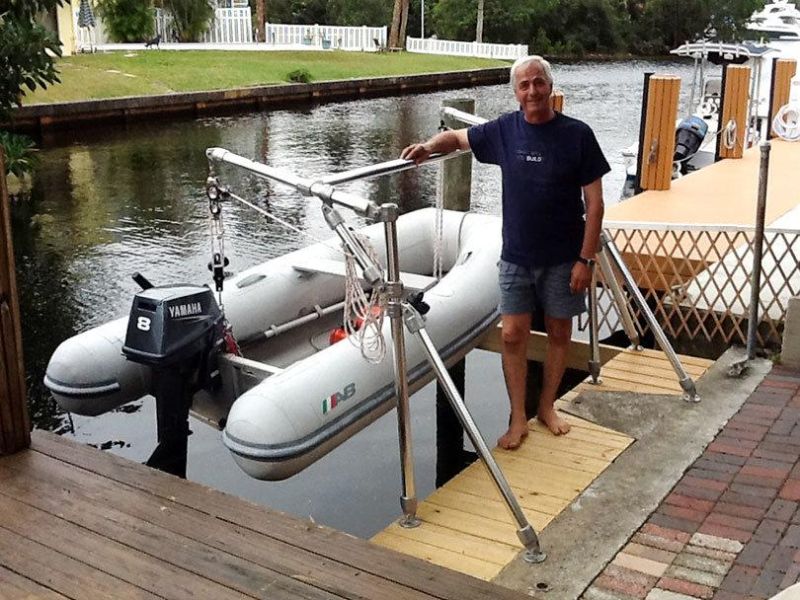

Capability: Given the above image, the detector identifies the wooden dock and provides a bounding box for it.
[372,346,713,581]
[0,431,530,600]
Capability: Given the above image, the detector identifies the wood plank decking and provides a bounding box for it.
[372,347,714,581]
[0,431,529,600]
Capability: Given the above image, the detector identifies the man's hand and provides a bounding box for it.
[570,261,592,294]
[401,142,432,165]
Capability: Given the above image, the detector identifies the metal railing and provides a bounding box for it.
[406,36,527,59]
[598,221,800,349]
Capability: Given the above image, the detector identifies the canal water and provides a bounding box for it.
[14,59,693,538]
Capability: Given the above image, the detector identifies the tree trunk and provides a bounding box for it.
[476,0,484,43]
[255,0,266,43]
[388,0,410,49]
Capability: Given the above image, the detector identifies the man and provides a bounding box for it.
[401,55,609,449]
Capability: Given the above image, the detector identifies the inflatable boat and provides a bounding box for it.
[45,207,502,480]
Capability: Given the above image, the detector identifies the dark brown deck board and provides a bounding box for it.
[0,431,530,600]
[0,565,70,600]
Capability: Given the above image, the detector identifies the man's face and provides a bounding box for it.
[513,62,553,118]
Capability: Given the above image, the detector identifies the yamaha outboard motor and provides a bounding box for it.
[674,116,709,170]
[122,281,224,477]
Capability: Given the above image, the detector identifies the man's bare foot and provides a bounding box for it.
[498,420,529,449]
[537,407,571,435]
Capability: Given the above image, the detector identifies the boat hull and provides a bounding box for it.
[222,209,502,480]
[44,208,502,479]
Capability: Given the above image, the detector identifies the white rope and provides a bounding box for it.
[433,162,445,281]
[343,232,386,364]
[772,104,800,142]
[226,189,386,363]
[722,119,737,150]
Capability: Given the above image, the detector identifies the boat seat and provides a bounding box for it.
[292,257,437,292]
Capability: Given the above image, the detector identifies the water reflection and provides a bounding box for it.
[13,59,694,536]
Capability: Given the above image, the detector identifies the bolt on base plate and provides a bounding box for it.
[522,550,547,564]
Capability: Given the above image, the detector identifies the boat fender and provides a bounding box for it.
[674,116,709,162]
[329,327,348,345]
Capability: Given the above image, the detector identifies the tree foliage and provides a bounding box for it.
[96,0,155,42]
[0,0,63,120]
[426,0,760,56]
[161,0,215,42]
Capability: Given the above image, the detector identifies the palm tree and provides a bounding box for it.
[254,0,265,42]
[388,0,409,48]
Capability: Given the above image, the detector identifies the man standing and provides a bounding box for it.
[401,55,609,449]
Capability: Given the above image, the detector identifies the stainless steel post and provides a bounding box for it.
[588,263,602,384]
[402,305,546,563]
[384,211,420,528]
[600,231,700,402]
[597,247,641,348]
[747,141,771,360]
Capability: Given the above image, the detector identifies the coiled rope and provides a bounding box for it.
[343,232,386,363]
[772,104,800,142]
[225,189,387,363]
[722,119,737,150]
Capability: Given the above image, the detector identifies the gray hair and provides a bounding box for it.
[510,55,554,89]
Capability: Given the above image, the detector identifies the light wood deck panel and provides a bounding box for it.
[372,347,712,581]
[0,432,531,600]
[606,140,800,227]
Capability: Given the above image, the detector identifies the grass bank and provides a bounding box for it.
[23,51,508,105]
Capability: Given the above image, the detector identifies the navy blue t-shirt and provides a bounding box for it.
[467,111,610,267]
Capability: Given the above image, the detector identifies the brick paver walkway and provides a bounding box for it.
[582,365,800,600]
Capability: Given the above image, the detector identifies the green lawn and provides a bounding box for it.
[23,51,509,105]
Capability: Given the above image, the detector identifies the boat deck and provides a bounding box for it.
[372,347,713,581]
[0,431,529,600]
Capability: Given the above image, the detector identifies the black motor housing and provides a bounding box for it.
[123,285,223,366]
[122,284,225,478]
[674,115,709,164]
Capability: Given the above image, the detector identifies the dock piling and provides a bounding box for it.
[637,75,680,192]
[434,99,474,487]
[716,64,751,160]
[0,149,31,455]
[769,58,798,140]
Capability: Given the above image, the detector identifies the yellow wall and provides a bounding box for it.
[56,1,75,56]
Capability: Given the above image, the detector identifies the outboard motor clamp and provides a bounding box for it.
[123,284,225,477]
[674,115,709,168]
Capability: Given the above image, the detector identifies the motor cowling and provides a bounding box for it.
[123,285,224,367]
[674,116,709,163]
[122,284,225,478]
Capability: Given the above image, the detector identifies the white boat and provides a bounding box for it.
[621,40,777,199]
[44,207,502,480]
[748,0,800,41]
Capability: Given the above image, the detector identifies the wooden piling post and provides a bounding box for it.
[434,99,475,487]
[0,149,30,455]
[551,90,564,113]
[716,64,751,160]
[440,98,474,211]
[769,59,798,140]
[638,75,681,192]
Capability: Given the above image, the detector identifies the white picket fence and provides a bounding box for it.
[265,24,387,51]
[155,7,253,44]
[74,5,387,52]
[406,36,528,59]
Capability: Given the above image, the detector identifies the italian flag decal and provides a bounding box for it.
[322,394,338,415]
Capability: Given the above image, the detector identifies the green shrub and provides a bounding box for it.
[0,131,39,179]
[162,0,215,42]
[96,0,155,43]
[286,68,312,83]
